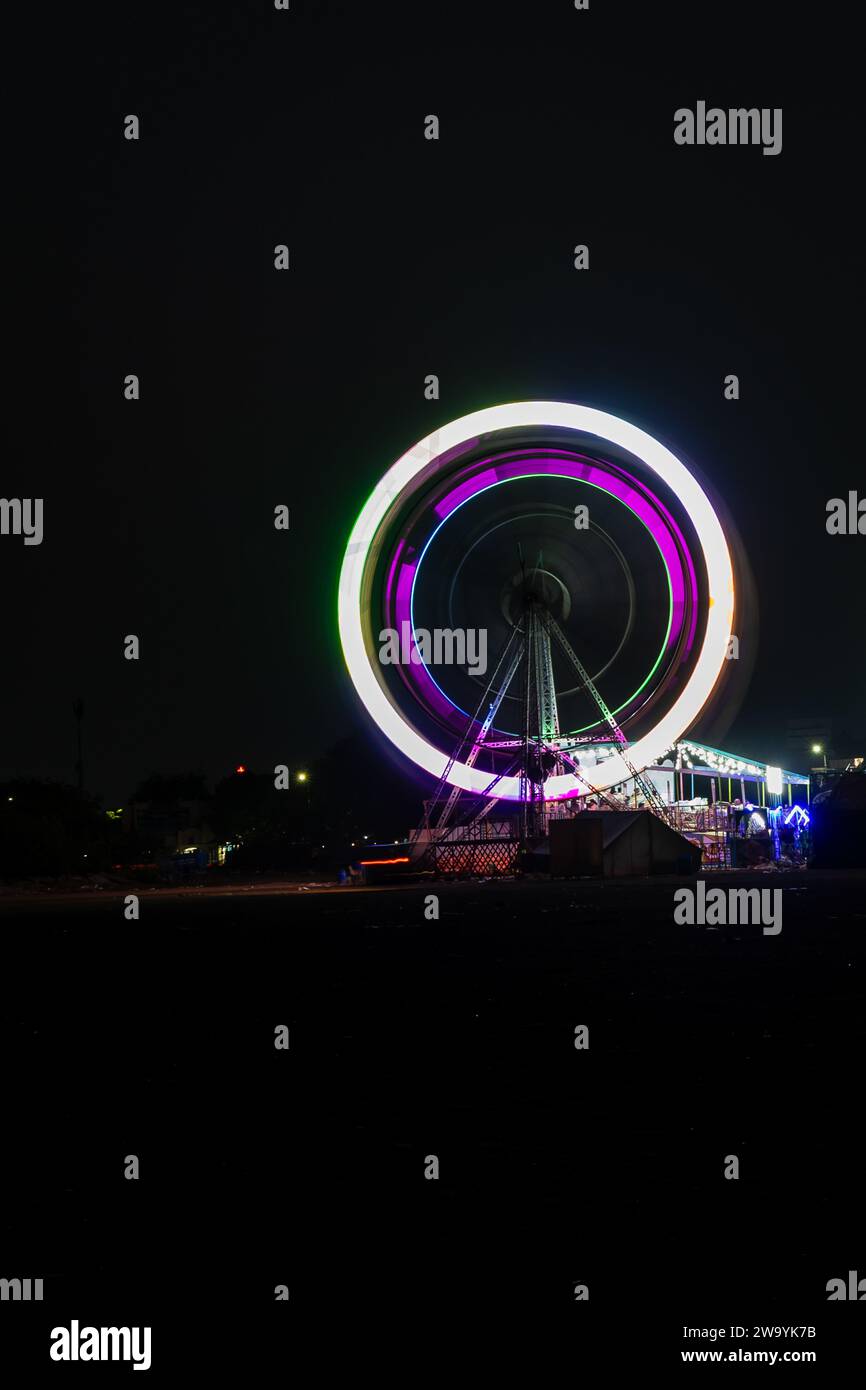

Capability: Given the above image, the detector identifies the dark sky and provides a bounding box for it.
[5,1,864,805]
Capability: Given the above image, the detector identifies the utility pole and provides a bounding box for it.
[72,697,84,791]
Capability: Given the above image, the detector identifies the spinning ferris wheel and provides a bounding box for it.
[338,402,735,839]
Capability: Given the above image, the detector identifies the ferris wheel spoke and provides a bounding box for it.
[419,628,524,838]
[543,613,670,820]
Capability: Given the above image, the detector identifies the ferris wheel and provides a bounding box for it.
[338,402,735,833]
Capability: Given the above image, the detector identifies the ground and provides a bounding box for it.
[2,871,863,1372]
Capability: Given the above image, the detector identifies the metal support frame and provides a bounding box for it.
[544,613,671,821]
[412,552,673,857]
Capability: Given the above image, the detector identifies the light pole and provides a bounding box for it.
[72,696,84,791]
[295,771,310,811]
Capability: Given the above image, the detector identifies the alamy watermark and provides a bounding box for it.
[826,491,865,535]
[827,1269,866,1299]
[1,497,43,545]
[1,1276,43,1300]
[49,1321,151,1371]
[674,881,782,934]
[674,103,782,157]
[379,622,488,676]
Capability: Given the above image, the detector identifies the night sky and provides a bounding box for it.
[5,1,863,806]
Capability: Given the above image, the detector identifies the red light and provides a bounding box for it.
[235,765,246,775]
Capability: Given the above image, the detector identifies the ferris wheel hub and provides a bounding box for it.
[502,566,572,626]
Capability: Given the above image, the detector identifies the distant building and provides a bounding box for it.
[125,798,223,862]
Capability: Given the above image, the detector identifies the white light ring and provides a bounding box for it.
[338,402,734,799]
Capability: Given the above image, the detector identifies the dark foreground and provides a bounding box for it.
[2,873,864,1375]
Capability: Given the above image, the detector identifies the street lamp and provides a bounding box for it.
[294,770,311,813]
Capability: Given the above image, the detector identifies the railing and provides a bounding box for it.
[416,838,521,876]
